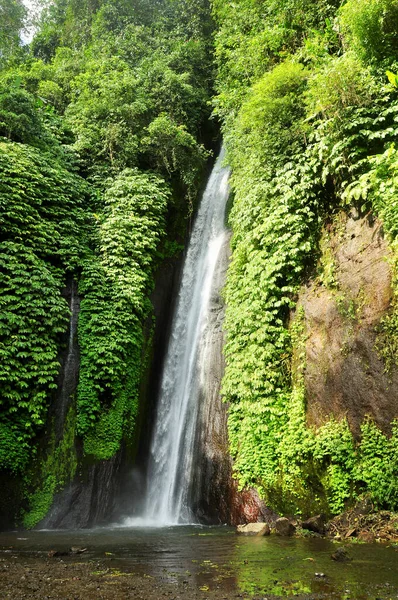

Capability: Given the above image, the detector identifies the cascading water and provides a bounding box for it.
[130,149,230,526]
[55,279,79,442]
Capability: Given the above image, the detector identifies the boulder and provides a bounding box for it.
[331,547,352,562]
[301,514,326,535]
[237,523,271,536]
[275,517,296,536]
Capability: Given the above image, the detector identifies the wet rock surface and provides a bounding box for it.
[231,487,277,526]
[299,211,398,435]
[40,454,123,529]
[192,234,276,526]
[275,517,296,536]
[236,523,271,536]
[302,515,326,535]
[191,234,235,525]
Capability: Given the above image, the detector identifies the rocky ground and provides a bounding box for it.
[326,508,398,543]
[1,555,234,600]
[0,555,322,600]
[1,506,397,600]
[240,507,398,544]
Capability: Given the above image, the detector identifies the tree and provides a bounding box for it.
[0,0,26,64]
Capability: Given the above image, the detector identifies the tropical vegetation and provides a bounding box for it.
[1,0,398,525]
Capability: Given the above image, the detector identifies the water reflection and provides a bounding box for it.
[0,526,397,598]
[233,535,398,598]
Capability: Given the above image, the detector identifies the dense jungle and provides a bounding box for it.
[1,0,398,538]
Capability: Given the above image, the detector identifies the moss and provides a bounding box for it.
[317,230,338,290]
[22,405,77,529]
[376,306,398,372]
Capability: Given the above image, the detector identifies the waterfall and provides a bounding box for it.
[131,149,230,526]
[55,279,79,442]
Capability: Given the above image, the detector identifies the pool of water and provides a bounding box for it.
[1,526,397,598]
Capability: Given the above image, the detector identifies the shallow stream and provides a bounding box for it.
[1,526,397,598]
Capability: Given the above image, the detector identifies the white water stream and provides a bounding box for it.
[125,149,230,526]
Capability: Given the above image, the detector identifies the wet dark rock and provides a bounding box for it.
[231,488,276,526]
[331,547,352,562]
[190,235,235,525]
[39,453,123,529]
[275,518,296,536]
[190,235,276,526]
[302,514,326,535]
[236,523,270,536]
[53,279,80,443]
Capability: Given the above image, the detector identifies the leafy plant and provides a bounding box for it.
[0,141,90,472]
[215,0,398,516]
[339,0,398,65]
[77,169,170,458]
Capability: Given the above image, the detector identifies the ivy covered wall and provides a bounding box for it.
[2,0,398,527]
[0,0,215,528]
[213,0,398,516]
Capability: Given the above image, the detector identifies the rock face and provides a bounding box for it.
[40,453,123,529]
[302,514,326,535]
[190,234,233,524]
[237,523,271,536]
[300,211,398,435]
[190,234,276,525]
[230,487,276,525]
[275,517,296,536]
[50,278,80,444]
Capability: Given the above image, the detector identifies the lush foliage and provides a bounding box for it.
[0,0,27,66]
[339,0,398,65]
[0,141,90,473]
[0,0,215,524]
[214,0,398,514]
[77,170,170,458]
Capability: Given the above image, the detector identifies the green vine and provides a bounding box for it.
[215,0,398,515]
[22,405,78,529]
[0,141,90,472]
[77,169,170,459]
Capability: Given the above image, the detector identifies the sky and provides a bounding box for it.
[21,0,38,43]
[22,0,34,11]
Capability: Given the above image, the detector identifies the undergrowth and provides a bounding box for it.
[214,0,398,515]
